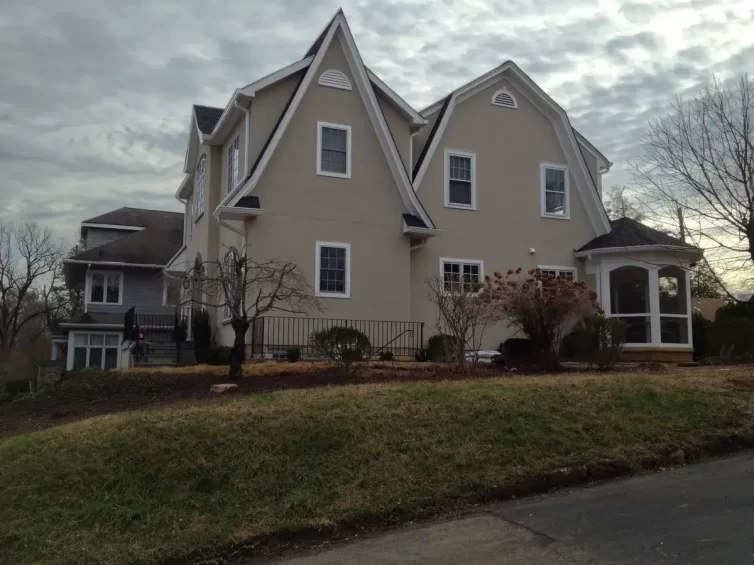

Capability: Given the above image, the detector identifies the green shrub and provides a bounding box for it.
[692,312,715,360]
[378,350,394,361]
[426,334,458,362]
[192,310,212,364]
[711,317,754,358]
[4,378,31,397]
[561,315,627,369]
[414,349,429,362]
[207,345,232,366]
[715,301,754,322]
[309,326,371,376]
[286,347,301,363]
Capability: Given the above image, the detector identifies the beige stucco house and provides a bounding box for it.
[168,9,701,362]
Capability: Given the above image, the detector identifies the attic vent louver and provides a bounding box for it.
[491,88,518,109]
[318,69,352,91]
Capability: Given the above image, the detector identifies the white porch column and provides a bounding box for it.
[599,263,611,314]
[686,268,693,346]
[648,266,661,345]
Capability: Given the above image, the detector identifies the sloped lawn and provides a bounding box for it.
[1,369,754,565]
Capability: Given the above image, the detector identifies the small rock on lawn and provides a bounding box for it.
[210,384,238,393]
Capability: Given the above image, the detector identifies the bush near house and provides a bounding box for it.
[705,302,754,360]
[309,326,371,375]
[1,368,754,565]
[561,315,627,369]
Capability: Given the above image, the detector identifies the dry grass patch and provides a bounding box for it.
[2,371,754,565]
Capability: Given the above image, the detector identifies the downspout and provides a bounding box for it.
[234,99,250,176]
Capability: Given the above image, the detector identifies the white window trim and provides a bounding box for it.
[540,162,570,220]
[315,241,351,298]
[444,149,477,210]
[537,265,578,281]
[84,270,124,307]
[195,156,206,220]
[316,121,352,179]
[66,331,123,371]
[439,257,485,294]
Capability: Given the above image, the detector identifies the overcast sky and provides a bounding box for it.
[1,0,752,244]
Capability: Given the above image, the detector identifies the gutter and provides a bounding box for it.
[63,260,167,269]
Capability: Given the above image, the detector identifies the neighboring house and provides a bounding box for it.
[58,208,184,370]
[169,9,701,362]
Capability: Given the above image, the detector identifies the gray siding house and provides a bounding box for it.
[59,208,184,370]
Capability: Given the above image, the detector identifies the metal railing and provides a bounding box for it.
[250,317,424,359]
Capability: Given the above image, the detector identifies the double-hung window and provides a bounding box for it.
[540,163,569,218]
[538,266,576,280]
[440,258,483,293]
[227,135,239,193]
[87,271,122,305]
[196,156,206,218]
[72,333,120,370]
[445,150,476,209]
[317,122,351,178]
[315,241,350,298]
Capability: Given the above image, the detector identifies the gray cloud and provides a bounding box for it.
[1,0,753,244]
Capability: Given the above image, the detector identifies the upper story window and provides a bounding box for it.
[227,135,240,193]
[538,266,576,280]
[540,163,570,219]
[315,241,350,298]
[317,122,351,179]
[87,271,123,305]
[196,156,206,219]
[441,258,483,293]
[444,150,476,210]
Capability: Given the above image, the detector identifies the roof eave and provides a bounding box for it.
[574,245,702,259]
[214,206,265,222]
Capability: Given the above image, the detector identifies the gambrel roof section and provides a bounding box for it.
[221,9,435,230]
[413,62,611,236]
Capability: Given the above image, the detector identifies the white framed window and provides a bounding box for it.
[315,241,350,298]
[444,149,476,209]
[317,122,351,178]
[163,275,182,307]
[196,156,206,219]
[227,135,240,193]
[440,258,484,293]
[538,266,577,280]
[70,332,121,370]
[540,163,569,219]
[86,271,123,305]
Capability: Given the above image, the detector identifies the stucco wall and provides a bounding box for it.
[410,78,600,349]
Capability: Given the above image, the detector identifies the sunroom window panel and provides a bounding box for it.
[104,348,118,370]
[73,347,87,370]
[659,266,687,315]
[616,316,651,344]
[610,266,650,315]
[89,348,102,369]
[661,317,689,344]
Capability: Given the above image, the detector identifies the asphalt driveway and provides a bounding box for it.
[267,452,754,564]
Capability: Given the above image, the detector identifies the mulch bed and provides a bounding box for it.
[0,363,506,439]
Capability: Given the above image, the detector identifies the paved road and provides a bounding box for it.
[268,453,754,564]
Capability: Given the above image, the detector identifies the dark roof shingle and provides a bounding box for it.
[402,213,428,229]
[73,208,184,265]
[235,196,261,209]
[577,217,696,253]
[194,105,224,135]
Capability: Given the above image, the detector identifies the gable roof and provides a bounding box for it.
[194,105,224,135]
[71,208,184,266]
[218,9,436,230]
[576,217,698,254]
[411,60,611,236]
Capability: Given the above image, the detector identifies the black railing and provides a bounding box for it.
[251,317,424,359]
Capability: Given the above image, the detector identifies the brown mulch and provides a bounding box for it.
[0,362,507,439]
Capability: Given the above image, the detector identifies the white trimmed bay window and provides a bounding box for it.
[70,332,121,370]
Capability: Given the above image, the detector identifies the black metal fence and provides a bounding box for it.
[250,317,424,359]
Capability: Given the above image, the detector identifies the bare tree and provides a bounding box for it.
[633,75,754,297]
[604,185,646,222]
[184,248,321,380]
[0,222,67,351]
[426,274,501,373]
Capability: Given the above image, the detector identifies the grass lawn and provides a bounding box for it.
[2,367,754,565]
